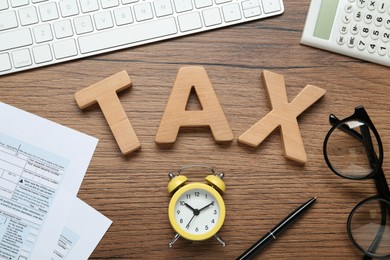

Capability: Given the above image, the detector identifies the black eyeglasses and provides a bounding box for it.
[323,106,390,259]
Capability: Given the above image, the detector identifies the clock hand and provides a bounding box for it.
[186,214,196,229]
[184,203,201,215]
[184,203,196,212]
[199,201,214,212]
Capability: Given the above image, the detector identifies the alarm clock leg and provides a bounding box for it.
[214,234,226,246]
[168,233,181,247]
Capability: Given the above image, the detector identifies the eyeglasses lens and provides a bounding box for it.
[349,198,390,257]
[326,120,380,179]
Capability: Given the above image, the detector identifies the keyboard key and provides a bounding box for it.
[114,7,134,25]
[11,0,28,7]
[19,6,39,26]
[74,15,94,34]
[122,0,139,3]
[33,24,54,43]
[203,8,222,26]
[53,39,78,59]
[262,0,281,13]
[0,28,33,51]
[215,0,231,4]
[134,2,154,21]
[178,12,202,32]
[101,0,119,9]
[78,17,178,53]
[54,19,74,38]
[222,3,241,22]
[0,53,11,72]
[94,11,114,29]
[0,10,18,31]
[80,0,99,13]
[154,0,173,17]
[174,0,193,13]
[59,0,79,17]
[242,0,258,9]
[0,0,8,11]
[194,0,212,8]
[39,2,59,21]
[242,0,261,18]
[33,44,53,63]
[244,6,261,18]
[12,48,32,68]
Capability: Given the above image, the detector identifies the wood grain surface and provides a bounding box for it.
[1,1,390,259]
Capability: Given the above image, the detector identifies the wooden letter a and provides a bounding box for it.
[155,66,233,144]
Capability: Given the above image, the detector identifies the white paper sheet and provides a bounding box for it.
[0,102,98,260]
[52,197,112,260]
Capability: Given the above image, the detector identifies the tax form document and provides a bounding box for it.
[0,102,98,260]
[52,198,112,260]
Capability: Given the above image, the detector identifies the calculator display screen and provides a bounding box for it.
[313,0,339,40]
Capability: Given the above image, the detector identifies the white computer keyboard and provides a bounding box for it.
[0,0,284,75]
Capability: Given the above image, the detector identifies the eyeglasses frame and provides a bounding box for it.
[323,106,390,259]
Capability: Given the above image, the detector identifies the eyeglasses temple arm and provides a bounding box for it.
[363,199,387,259]
[330,114,379,171]
[329,114,363,142]
[360,124,379,171]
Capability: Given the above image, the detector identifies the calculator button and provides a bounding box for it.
[367,0,376,11]
[345,4,353,13]
[374,15,384,26]
[357,0,366,8]
[367,42,376,53]
[340,25,348,34]
[342,14,351,23]
[347,36,356,47]
[371,29,380,39]
[361,26,370,37]
[377,1,386,13]
[364,13,373,23]
[354,10,363,21]
[357,39,367,50]
[351,23,359,34]
[378,46,387,56]
[337,35,346,45]
[385,18,390,29]
[382,31,390,42]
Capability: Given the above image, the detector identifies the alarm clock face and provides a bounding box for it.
[168,183,225,241]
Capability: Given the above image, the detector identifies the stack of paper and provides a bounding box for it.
[0,102,112,260]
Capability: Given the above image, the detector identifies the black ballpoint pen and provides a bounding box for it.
[236,197,317,260]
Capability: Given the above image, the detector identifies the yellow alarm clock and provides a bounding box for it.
[167,165,226,247]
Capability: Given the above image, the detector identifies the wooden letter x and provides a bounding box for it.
[75,71,141,155]
[238,70,326,164]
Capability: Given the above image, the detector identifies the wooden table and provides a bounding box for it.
[1,1,389,259]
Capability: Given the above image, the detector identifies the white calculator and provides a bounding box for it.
[300,0,390,67]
